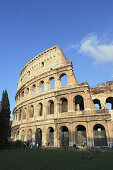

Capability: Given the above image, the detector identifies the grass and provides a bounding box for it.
[0,149,113,170]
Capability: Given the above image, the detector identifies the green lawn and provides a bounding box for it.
[0,149,113,170]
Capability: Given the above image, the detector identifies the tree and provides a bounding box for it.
[0,90,11,149]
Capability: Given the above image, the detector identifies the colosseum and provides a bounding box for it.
[11,45,113,147]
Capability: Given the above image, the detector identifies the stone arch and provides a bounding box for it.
[106,97,113,110]
[47,127,54,146]
[59,126,69,147]
[49,77,55,90]
[75,125,87,146]
[25,87,29,96]
[21,91,24,97]
[47,100,54,114]
[37,103,43,116]
[60,97,68,113]
[29,105,34,118]
[33,84,36,95]
[35,128,42,147]
[59,73,67,87]
[93,124,107,146]
[21,130,25,141]
[93,99,101,109]
[40,81,44,92]
[22,107,26,120]
[74,95,84,111]
[27,129,32,141]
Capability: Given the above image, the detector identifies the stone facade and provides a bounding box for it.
[11,45,113,147]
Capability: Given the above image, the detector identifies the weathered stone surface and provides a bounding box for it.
[11,45,113,148]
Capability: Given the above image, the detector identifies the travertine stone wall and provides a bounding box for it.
[11,45,113,147]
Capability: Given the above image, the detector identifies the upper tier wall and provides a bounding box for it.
[17,45,68,90]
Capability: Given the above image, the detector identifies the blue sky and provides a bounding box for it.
[0,0,113,119]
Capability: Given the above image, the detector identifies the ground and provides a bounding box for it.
[0,149,113,170]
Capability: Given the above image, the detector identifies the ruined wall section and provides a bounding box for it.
[90,81,113,109]
[17,45,75,91]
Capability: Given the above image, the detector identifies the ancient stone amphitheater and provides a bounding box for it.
[11,45,113,147]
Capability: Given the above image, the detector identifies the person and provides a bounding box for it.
[36,143,39,148]
[23,141,26,149]
[82,142,85,148]
[112,143,113,150]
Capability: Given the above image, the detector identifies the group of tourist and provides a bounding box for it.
[23,141,39,149]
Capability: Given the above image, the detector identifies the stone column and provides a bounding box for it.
[105,120,112,147]
[84,89,95,111]
[68,93,73,112]
[67,68,77,86]
[54,124,58,147]
[34,103,37,120]
[42,127,47,146]
[69,123,74,146]
[86,122,94,147]
[55,75,61,89]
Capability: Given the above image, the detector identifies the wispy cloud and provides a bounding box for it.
[79,33,113,64]
[67,33,113,64]
[65,44,79,51]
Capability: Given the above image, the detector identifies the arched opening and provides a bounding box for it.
[26,87,29,95]
[59,126,69,147]
[75,125,87,146]
[38,103,43,116]
[50,77,55,90]
[93,99,101,109]
[47,127,54,146]
[60,74,67,87]
[41,81,44,92]
[21,130,25,141]
[35,128,42,147]
[74,95,84,111]
[47,100,54,114]
[33,84,36,95]
[27,129,32,141]
[29,105,34,118]
[106,97,113,110]
[60,98,68,113]
[93,124,107,146]
[22,107,26,120]
[22,91,24,97]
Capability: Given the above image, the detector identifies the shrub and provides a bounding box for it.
[14,140,23,149]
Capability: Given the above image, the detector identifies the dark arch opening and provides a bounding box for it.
[33,84,36,95]
[60,98,68,113]
[106,97,113,110]
[60,126,69,147]
[74,95,84,111]
[35,128,42,147]
[38,103,43,116]
[93,124,107,146]
[93,99,101,109]
[49,100,54,114]
[75,125,87,146]
[47,127,54,146]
